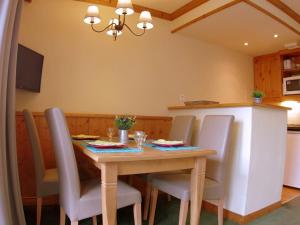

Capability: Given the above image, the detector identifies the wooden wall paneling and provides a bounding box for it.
[103,118,116,135]
[132,118,146,133]
[66,116,90,135]
[35,115,56,168]
[88,117,113,137]
[16,114,36,199]
[160,119,173,139]
[143,120,157,139]
[143,119,168,139]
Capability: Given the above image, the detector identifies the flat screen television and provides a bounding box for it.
[16,44,44,93]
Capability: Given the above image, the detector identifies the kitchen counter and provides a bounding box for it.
[168,103,288,220]
[168,102,290,111]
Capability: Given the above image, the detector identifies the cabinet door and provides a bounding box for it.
[254,54,282,99]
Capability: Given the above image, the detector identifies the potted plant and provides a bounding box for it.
[115,115,136,144]
[252,90,264,104]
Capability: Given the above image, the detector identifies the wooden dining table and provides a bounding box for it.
[73,141,215,225]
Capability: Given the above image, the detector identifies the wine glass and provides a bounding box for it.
[106,127,115,141]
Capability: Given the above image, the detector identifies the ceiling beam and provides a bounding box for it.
[243,0,300,35]
[170,0,210,20]
[171,0,242,33]
[74,0,172,21]
[266,0,300,24]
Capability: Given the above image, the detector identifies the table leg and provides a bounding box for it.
[101,163,118,225]
[190,158,206,225]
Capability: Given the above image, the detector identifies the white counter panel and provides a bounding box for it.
[169,106,287,216]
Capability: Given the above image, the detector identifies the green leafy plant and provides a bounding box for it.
[115,115,136,130]
[252,90,264,98]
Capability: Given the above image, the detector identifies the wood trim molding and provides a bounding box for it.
[170,0,210,20]
[203,200,282,225]
[15,111,172,120]
[243,0,300,36]
[171,0,242,33]
[74,0,172,21]
[266,0,300,24]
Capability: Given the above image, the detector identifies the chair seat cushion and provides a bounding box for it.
[38,168,59,197]
[151,174,222,201]
[77,179,141,221]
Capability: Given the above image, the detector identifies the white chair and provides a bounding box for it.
[23,109,59,225]
[148,115,234,225]
[143,115,195,220]
[45,107,142,225]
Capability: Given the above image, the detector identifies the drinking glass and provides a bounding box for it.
[134,131,147,150]
[106,127,115,141]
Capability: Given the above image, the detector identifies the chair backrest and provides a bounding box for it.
[169,115,195,145]
[195,115,234,184]
[23,110,46,194]
[45,107,80,218]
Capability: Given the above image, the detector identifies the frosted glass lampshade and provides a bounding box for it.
[107,19,122,36]
[84,5,101,24]
[137,11,153,30]
[115,0,134,15]
[107,29,123,36]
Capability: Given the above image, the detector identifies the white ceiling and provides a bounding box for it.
[283,0,300,15]
[178,2,300,56]
[133,0,191,13]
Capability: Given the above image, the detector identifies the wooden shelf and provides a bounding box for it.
[283,68,300,76]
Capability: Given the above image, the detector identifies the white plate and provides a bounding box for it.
[72,134,99,140]
[152,139,184,147]
[87,140,125,149]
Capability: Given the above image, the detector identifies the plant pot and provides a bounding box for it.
[118,129,128,144]
[253,97,262,104]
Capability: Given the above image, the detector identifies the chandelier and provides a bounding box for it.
[83,0,154,41]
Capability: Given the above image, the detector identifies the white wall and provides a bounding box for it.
[16,0,254,115]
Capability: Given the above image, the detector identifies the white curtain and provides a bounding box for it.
[0,0,25,225]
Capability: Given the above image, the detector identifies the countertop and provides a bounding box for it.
[168,103,290,111]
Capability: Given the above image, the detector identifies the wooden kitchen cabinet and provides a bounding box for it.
[254,53,282,100]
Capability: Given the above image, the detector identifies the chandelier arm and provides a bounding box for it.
[122,14,126,28]
[91,23,115,33]
[124,24,146,36]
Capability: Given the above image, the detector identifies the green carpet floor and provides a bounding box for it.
[24,197,300,225]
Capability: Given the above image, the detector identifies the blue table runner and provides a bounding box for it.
[144,143,200,151]
[79,142,142,153]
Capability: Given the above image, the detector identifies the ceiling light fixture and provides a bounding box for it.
[83,0,154,41]
[244,42,249,46]
[274,34,279,38]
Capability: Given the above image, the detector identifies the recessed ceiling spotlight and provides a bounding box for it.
[244,42,249,46]
[274,34,279,38]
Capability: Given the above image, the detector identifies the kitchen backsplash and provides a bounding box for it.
[281,101,300,124]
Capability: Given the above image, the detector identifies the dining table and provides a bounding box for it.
[73,141,216,225]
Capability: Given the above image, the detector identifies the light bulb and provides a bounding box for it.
[107,19,122,36]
